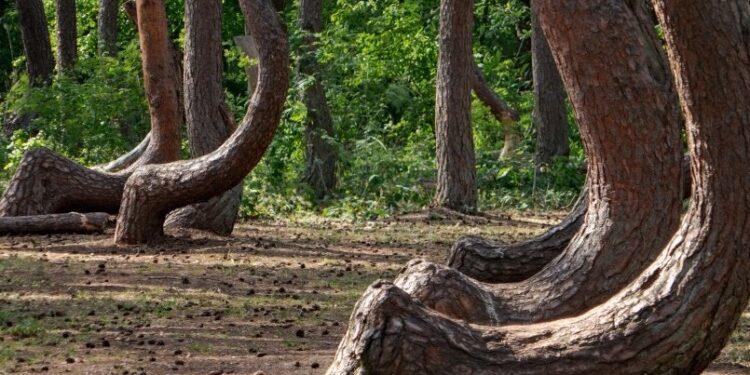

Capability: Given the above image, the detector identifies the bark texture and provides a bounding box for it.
[400,0,683,325]
[0,212,111,234]
[55,0,77,71]
[327,1,750,374]
[114,0,289,244]
[97,0,118,56]
[433,0,477,213]
[163,0,242,235]
[299,0,337,200]
[447,189,586,282]
[531,0,568,165]
[0,0,181,221]
[16,0,54,85]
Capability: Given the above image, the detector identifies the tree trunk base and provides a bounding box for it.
[447,191,586,282]
[164,185,242,236]
[0,212,112,234]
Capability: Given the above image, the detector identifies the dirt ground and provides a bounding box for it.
[0,211,748,375]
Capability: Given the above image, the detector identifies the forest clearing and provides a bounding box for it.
[2,0,750,373]
[2,213,750,374]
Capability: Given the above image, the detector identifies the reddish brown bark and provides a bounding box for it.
[327,1,750,374]
[433,0,477,213]
[0,0,181,220]
[114,0,289,244]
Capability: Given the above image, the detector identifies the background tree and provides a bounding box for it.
[54,0,77,71]
[97,0,118,56]
[433,0,476,213]
[163,0,243,235]
[299,0,337,200]
[530,0,568,165]
[16,0,53,85]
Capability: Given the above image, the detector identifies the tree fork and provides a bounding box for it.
[327,1,750,373]
[114,0,289,244]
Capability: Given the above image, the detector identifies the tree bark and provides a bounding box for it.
[0,212,111,234]
[95,133,151,173]
[55,0,77,72]
[327,1,750,374]
[97,0,118,56]
[531,0,568,165]
[400,0,683,325]
[448,189,586,282]
[16,0,54,86]
[299,0,337,200]
[0,0,182,221]
[433,0,477,213]
[114,0,289,244]
[163,0,243,236]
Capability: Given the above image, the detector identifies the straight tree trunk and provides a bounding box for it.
[327,1,750,373]
[163,0,243,235]
[531,0,568,165]
[0,212,111,234]
[55,0,77,71]
[114,0,289,244]
[299,0,337,200]
[433,0,476,213]
[0,0,181,220]
[97,0,118,56]
[16,0,54,85]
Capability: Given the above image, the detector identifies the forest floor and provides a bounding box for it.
[0,210,749,375]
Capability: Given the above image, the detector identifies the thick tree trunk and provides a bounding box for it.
[531,0,568,165]
[327,1,750,374]
[0,213,111,234]
[433,0,476,213]
[16,0,54,86]
[114,0,289,244]
[55,0,77,72]
[97,0,118,56]
[471,62,520,159]
[299,0,337,200]
[400,0,683,325]
[0,0,181,221]
[448,189,586,282]
[163,0,243,236]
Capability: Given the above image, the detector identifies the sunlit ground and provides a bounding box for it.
[0,211,747,374]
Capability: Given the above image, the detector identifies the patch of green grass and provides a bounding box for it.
[0,346,15,366]
[6,318,46,338]
[188,342,211,354]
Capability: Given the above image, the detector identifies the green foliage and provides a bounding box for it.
[0,0,585,220]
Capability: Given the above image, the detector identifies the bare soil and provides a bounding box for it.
[0,211,747,374]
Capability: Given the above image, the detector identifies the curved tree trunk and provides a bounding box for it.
[95,133,151,173]
[16,0,54,86]
[55,0,77,72]
[0,0,181,220]
[471,62,520,160]
[397,0,683,325]
[339,0,681,334]
[163,0,242,235]
[531,0,568,165]
[97,0,118,56]
[433,0,477,213]
[447,189,586,282]
[114,0,289,244]
[327,1,750,374]
[299,0,337,200]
